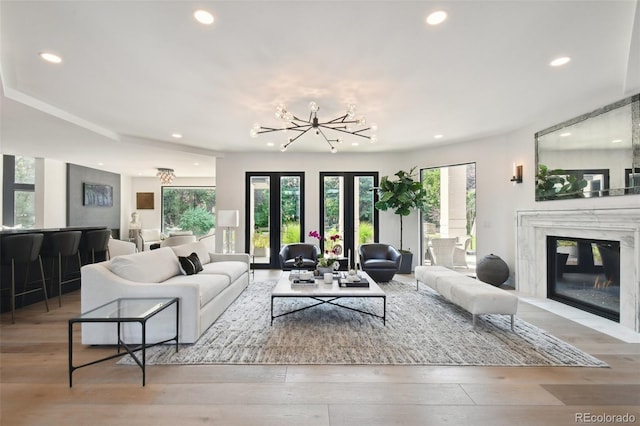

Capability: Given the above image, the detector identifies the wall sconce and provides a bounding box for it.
[511,163,523,184]
[217,210,239,253]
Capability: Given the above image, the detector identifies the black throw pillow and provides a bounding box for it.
[178,252,203,275]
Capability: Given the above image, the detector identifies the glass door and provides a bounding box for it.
[246,172,304,269]
[320,172,378,269]
[420,163,476,273]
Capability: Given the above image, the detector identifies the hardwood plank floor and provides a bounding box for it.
[1,270,639,426]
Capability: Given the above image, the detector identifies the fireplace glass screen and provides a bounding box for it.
[547,236,620,322]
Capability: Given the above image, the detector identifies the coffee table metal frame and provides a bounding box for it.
[271,272,386,325]
[68,297,179,387]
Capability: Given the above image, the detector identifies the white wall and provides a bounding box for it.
[41,158,67,228]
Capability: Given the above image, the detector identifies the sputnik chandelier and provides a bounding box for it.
[250,102,377,153]
[156,168,175,184]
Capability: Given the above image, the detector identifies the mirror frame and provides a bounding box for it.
[535,94,639,201]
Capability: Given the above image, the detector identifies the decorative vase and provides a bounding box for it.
[476,254,509,286]
[317,267,334,275]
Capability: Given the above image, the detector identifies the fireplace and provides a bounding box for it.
[516,208,640,333]
[547,236,620,322]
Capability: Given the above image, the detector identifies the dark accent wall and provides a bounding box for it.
[67,164,120,236]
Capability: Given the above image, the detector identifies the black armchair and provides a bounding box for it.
[279,243,321,270]
[358,243,402,282]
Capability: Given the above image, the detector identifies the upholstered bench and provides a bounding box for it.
[415,265,518,331]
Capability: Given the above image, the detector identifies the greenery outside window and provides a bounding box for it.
[161,186,215,236]
[3,155,36,228]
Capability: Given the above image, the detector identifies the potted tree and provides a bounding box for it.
[374,166,428,273]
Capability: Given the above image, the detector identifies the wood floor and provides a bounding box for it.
[1,270,639,426]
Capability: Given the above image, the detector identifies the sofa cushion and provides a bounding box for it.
[178,252,204,275]
[171,241,211,265]
[200,261,247,282]
[108,247,180,283]
[164,273,230,307]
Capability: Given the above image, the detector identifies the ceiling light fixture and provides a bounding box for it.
[434,134,444,139]
[550,56,571,67]
[156,168,175,184]
[39,52,62,64]
[194,9,214,25]
[426,10,448,25]
[250,102,377,154]
[171,133,182,139]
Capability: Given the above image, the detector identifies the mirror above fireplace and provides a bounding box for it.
[535,94,639,201]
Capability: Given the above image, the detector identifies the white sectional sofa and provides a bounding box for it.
[415,265,518,330]
[80,241,250,344]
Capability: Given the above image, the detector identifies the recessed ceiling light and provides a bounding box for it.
[550,56,571,67]
[560,132,571,137]
[434,134,444,139]
[352,142,360,146]
[39,52,62,64]
[426,10,447,26]
[194,9,214,25]
[97,162,104,166]
[171,133,182,139]
[611,139,623,143]
[266,142,275,147]
[193,162,200,166]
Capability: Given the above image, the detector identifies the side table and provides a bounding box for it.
[68,297,179,387]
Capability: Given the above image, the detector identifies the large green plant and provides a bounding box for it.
[536,164,588,200]
[178,207,214,236]
[374,167,428,252]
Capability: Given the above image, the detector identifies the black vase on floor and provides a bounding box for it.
[476,254,509,286]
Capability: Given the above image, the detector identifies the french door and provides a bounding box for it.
[245,172,305,269]
[320,172,378,268]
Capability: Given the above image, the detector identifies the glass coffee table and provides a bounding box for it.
[271,271,386,325]
[68,297,179,387]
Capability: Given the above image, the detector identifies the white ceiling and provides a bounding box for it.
[1,0,639,178]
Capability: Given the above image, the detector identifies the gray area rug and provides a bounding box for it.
[119,280,607,367]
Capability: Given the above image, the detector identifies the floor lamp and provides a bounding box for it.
[218,210,239,254]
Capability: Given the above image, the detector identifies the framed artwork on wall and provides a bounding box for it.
[83,183,113,207]
[136,192,154,209]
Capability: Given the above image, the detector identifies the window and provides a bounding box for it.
[161,186,215,236]
[3,155,36,228]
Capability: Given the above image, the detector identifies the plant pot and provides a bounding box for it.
[398,252,413,274]
[253,247,268,257]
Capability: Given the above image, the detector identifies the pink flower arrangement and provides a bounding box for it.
[309,230,342,267]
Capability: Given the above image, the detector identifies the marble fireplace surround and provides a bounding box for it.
[516,208,640,333]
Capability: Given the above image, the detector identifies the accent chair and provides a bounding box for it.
[279,243,321,270]
[358,243,402,282]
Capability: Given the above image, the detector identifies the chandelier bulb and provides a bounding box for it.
[280,144,288,152]
[346,104,356,118]
[370,135,378,144]
[330,146,338,154]
[357,116,366,126]
[309,101,319,112]
[371,123,378,132]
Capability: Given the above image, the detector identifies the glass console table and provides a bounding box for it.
[68,297,179,387]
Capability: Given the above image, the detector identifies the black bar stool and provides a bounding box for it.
[44,231,82,307]
[83,229,111,264]
[1,233,50,323]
